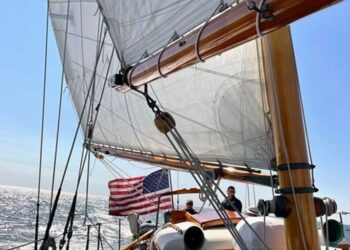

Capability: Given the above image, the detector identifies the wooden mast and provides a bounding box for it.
[261,26,319,249]
[107,3,342,247]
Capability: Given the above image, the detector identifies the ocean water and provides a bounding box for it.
[0,185,133,249]
[0,185,349,249]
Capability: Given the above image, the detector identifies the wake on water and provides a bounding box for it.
[0,185,349,249]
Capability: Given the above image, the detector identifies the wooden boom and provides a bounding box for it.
[127,0,340,88]
[88,143,276,187]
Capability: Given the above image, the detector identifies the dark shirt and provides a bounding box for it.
[221,197,242,212]
[185,208,198,215]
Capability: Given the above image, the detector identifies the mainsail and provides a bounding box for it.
[49,0,274,170]
[45,1,345,250]
[98,0,236,65]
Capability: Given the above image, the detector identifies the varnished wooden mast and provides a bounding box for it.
[127,0,340,88]
[261,26,319,249]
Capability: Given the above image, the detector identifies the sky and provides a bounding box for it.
[0,1,349,225]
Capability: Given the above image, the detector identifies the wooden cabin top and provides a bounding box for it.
[171,209,243,229]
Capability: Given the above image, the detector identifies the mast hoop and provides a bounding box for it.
[127,51,149,87]
[276,162,315,171]
[275,186,319,194]
[195,1,228,63]
[157,32,180,78]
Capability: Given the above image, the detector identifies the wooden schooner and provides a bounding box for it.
[45,0,348,249]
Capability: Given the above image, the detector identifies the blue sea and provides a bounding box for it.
[0,185,349,249]
[0,185,133,249]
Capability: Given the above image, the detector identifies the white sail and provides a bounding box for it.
[49,0,274,169]
[98,0,237,65]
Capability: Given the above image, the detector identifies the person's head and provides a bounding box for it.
[186,199,193,209]
[227,186,236,199]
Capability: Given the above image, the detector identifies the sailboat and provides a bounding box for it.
[36,0,349,249]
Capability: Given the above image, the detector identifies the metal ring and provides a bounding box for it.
[157,32,179,78]
[127,52,148,87]
[276,162,315,171]
[275,186,318,194]
[195,2,225,63]
[157,44,168,78]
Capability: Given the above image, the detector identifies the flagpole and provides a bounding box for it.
[168,169,175,209]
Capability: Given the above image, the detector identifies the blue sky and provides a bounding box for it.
[0,1,349,224]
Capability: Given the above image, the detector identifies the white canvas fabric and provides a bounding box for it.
[49,0,274,169]
[98,0,237,65]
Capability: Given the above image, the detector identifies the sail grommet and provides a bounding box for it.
[154,112,176,134]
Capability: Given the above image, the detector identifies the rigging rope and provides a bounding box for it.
[40,26,108,249]
[124,51,152,149]
[85,224,91,250]
[6,233,64,250]
[85,215,115,249]
[35,1,50,249]
[128,160,158,169]
[96,1,124,68]
[50,0,71,215]
[165,127,250,249]
[82,20,116,228]
[59,149,88,249]
[101,159,126,178]
[84,151,91,225]
[62,35,116,250]
[325,206,330,250]
[124,94,146,151]
[132,86,272,249]
[254,38,275,198]
[255,0,265,38]
[6,216,119,250]
[296,48,317,189]
[89,157,97,176]
[97,223,102,250]
[126,49,272,245]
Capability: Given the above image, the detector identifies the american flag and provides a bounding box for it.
[108,169,172,216]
